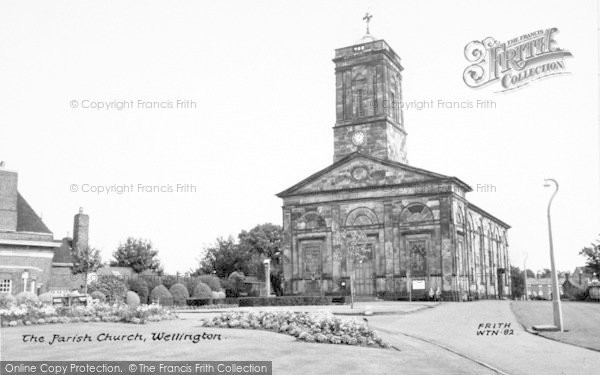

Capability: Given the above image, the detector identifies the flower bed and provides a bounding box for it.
[202,311,390,349]
[0,303,177,327]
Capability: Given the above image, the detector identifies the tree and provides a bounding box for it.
[333,229,371,308]
[510,265,525,299]
[238,224,284,291]
[525,269,535,278]
[238,223,282,258]
[70,245,102,294]
[579,240,600,274]
[195,236,251,277]
[111,237,162,273]
[538,269,552,278]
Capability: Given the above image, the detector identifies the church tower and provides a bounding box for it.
[332,17,407,163]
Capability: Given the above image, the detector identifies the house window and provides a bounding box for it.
[0,279,12,293]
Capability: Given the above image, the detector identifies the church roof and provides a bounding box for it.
[276,152,472,198]
[16,192,52,234]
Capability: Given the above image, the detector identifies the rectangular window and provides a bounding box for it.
[0,279,12,293]
[357,89,365,117]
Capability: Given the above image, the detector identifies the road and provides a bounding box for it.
[368,300,600,375]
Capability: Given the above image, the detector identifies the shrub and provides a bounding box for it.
[197,275,222,292]
[169,283,189,306]
[142,276,163,297]
[126,291,140,308]
[0,293,17,308]
[38,292,54,305]
[238,296,332,307]
[227,272,245,297]
[88,275,127,303]
[150,285,173,306]
[15,292,40,306]
[127,278,149,304]
[211,291,226,299]
[192,282,213,298]
[187,297,238,307]
[90,291,106,303]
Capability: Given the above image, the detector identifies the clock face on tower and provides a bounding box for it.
[351,131,365,146]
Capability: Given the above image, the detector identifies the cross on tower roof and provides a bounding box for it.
[362,12,373,34]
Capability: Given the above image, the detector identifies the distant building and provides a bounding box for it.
[569,266,595,289]
[0,164,88,295]
[526,276,565,300]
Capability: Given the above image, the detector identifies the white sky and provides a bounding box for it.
[1,0,599,274]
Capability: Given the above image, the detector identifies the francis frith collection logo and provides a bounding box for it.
[463,27,572,92]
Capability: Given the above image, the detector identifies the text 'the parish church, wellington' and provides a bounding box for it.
[277,17,511,301]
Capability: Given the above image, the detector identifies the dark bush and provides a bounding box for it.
[197,275,222,292]
[127,278,149,304]
[186,297,239,307]
[169,283,189,306]
[88,275,127,303]
[150,285,173,306]
[227,271,245,297]
[238,296,332,307]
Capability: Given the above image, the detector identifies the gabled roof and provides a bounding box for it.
[52,237,73,264]
[16,192,52,234]
[277,152,472,198]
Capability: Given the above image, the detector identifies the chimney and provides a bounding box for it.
[72,207,89,251]
[0,163,18,231]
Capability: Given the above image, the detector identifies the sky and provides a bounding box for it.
[1,0,599,274]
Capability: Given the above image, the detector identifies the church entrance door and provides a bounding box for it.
[353,260,374,295]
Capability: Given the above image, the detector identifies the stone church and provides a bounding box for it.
[277,29,511,301]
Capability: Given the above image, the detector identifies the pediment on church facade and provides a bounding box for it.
[277,152,470,197]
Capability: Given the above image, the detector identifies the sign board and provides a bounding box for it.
[412,279,426,290]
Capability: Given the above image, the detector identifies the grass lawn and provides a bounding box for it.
[1,315,491,374]
[510,300,600,351]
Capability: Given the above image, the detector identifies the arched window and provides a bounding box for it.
[345,207,379,227]
[400,203,434,223]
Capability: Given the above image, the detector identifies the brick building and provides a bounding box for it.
[0,164,88,295]
[277,30,510,301]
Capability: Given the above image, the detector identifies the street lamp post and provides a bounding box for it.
[543,178,564,332]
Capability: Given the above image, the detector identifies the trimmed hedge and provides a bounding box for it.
[186,297,239,307]
[169,283,189,306]
[192,282,213,298]
[197,275,222,292]
[238,296,332,307]
[127,278,149,304]
[150,285,173,306]
[126,291,140,308]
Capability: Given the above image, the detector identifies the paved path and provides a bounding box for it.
[177,301,437,316]
[368,300,600,375]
